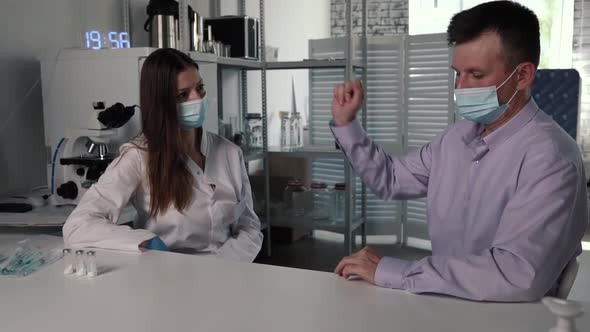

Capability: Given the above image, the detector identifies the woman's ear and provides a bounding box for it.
[517,62,536,90]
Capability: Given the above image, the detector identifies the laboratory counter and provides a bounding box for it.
[0,233,588,332]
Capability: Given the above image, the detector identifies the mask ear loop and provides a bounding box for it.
[497,65,521,109]
[496,65,521,91]
[505,87,519,105]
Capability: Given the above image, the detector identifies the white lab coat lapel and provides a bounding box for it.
[203,132,246,244]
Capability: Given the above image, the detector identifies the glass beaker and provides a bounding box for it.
[204,25,216,54]
[279,111,291,149]
[289,112,302,148]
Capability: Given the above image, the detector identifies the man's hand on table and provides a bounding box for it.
[334,246,382,284]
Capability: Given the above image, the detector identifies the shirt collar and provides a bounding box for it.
[460,121,486,162]
[461,98,539,161]
[481,98,539,151]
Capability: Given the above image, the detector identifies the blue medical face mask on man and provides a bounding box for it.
[454,66,520,124]
[177,98,208,129]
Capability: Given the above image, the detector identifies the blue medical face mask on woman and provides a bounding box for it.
[177,98,208,129]
[454,66,520,124]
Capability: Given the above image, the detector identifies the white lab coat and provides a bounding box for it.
[63,131,263,262]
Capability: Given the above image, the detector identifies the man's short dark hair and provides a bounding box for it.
[447,1,540,69]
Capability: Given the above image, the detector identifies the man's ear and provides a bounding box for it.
[517,62,536,90]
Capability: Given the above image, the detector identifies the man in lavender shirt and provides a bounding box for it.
[332,1,588,301]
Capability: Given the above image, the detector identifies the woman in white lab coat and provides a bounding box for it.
[63,48,263,262]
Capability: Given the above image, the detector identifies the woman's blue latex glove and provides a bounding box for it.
[142,236,169,251]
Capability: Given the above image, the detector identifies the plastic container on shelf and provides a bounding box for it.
[309,182,330,222]
[330,183,346,224]
[245,113,263,149]
[283,179,307,217]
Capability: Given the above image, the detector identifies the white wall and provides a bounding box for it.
[0,0,89,196]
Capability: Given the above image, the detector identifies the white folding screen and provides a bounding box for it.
[307,40,349,228]
[404,34,455,149]
[308,34,453,242]
[403,34,455,246]
[573,0,590,153]
[309,36,404,235]
[308,38,348,145]
[354,36,404,235]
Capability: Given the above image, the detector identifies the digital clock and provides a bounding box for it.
[84,30,131,50]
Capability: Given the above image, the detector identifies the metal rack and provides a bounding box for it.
[179,0,368,256]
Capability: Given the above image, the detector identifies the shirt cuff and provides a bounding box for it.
[329,119,367,149]
[375,256,412,289]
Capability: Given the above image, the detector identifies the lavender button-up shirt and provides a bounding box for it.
[331,99,588,301]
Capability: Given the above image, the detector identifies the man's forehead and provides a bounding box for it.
[451,33,506,70]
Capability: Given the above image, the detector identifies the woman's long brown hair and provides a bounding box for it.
[139,48,198,217]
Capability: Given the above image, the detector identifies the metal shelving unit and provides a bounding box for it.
[187,55,365,71]
[190,52,262,69]
[266,59,365,70]
[180,0,367,256]
[243,150,265,162]
[267,146,343,158]
[260,0,367,254]
[270,216,365,236]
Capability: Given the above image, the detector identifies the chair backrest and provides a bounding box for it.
[556,258,580,299]
[531,69,580,141]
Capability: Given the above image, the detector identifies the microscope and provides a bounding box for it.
[41,48,155,206]
[51,103,136,205]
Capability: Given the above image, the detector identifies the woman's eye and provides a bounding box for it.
[177,92,188,101]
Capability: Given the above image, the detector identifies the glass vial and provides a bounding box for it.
[86,251,97,277]
[75,250,87,276]
[62,248,75,275]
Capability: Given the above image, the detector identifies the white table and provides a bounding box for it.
[0,234,589,332]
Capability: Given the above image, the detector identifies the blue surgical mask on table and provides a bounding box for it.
[454,66,520,124]
[177,98,208,129]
